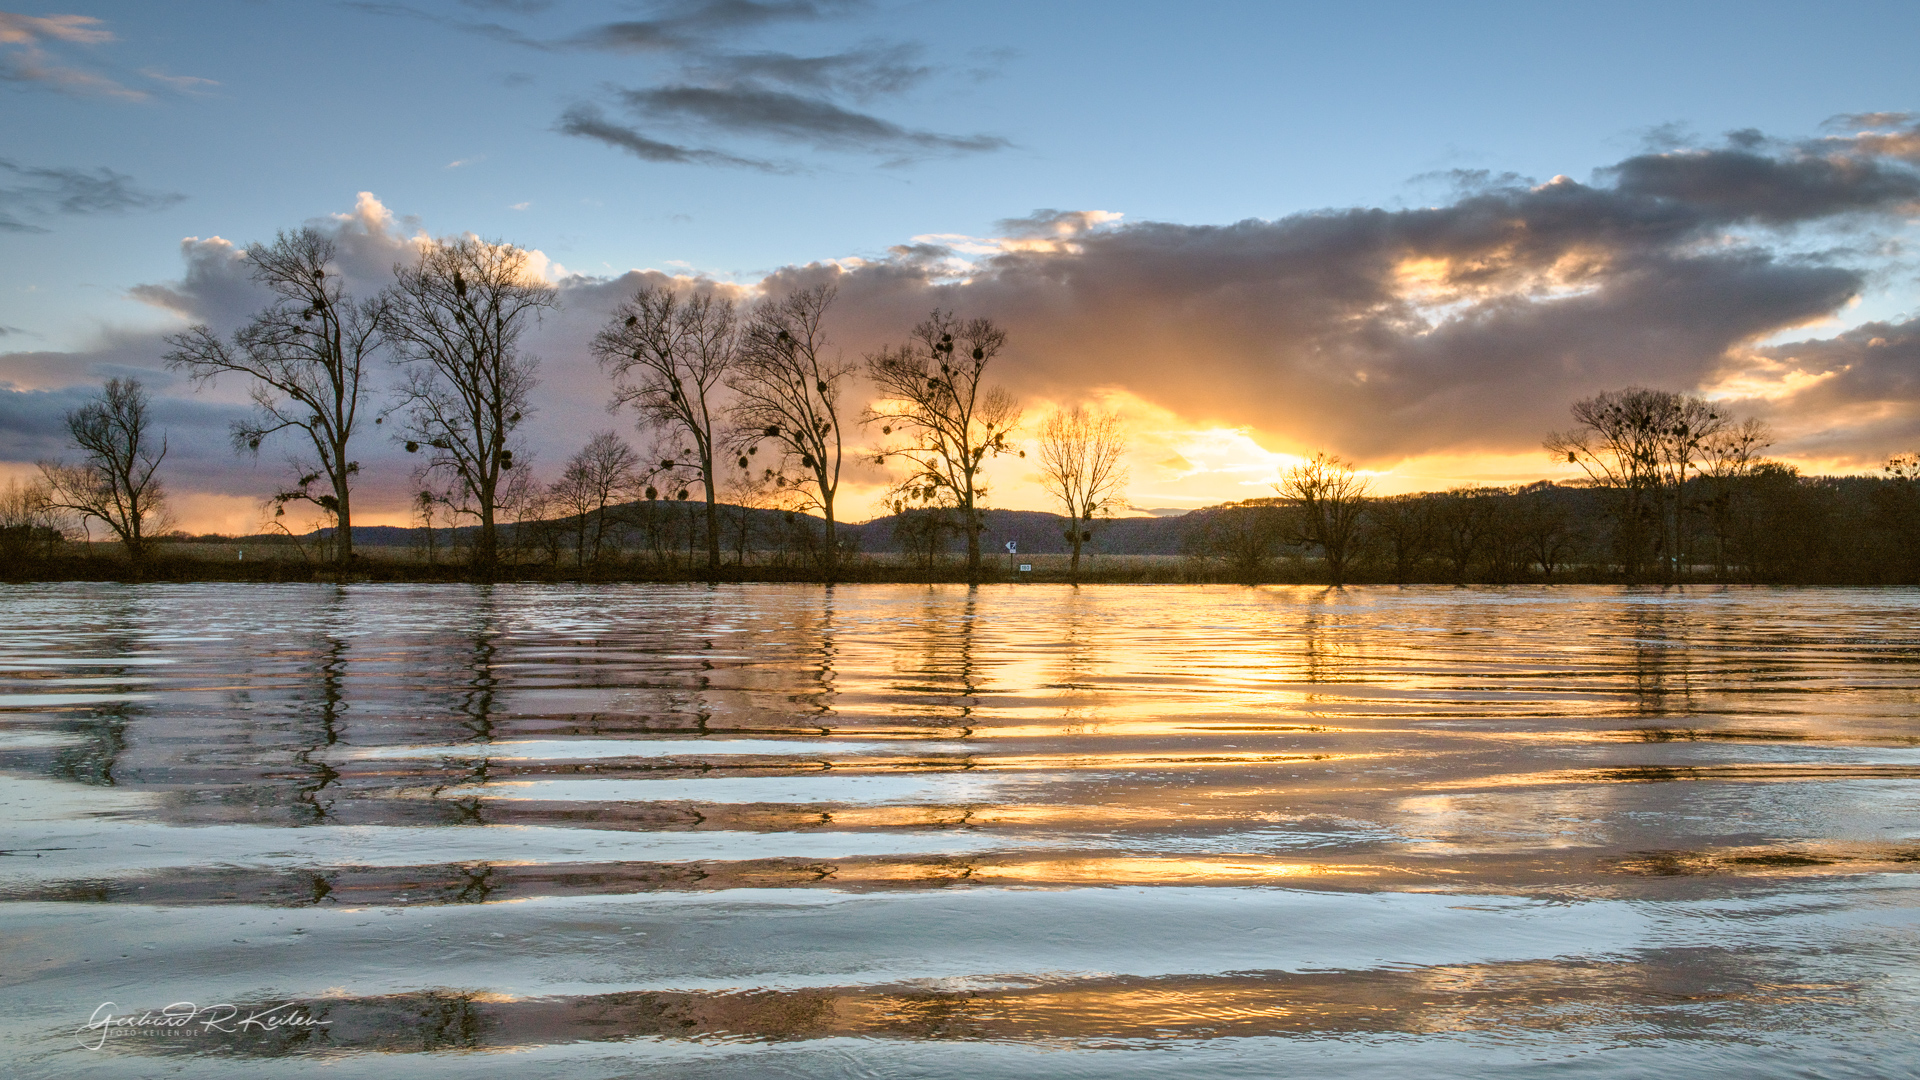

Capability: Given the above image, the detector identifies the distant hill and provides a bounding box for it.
[190,502,1211,556]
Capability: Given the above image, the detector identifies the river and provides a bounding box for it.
[1,583,1916,1077]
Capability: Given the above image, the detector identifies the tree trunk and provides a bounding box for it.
[477,491,497,573]
[822,494,838,582]
[964,501,982,585]
[335,480,354,566]
[704,489,720,577]
[1069,515,1083,583]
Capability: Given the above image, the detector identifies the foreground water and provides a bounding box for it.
[0,583,1916,1078]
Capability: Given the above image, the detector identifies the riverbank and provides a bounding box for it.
[1,548,1891,586]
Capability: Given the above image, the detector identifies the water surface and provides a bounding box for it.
[1,583,1917,1077]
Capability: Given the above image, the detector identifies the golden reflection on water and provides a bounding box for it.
[2,584,1919,1070]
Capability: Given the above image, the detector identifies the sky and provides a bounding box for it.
[3,0,1919,533]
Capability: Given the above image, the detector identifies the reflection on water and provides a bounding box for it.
[1,583,1918,1078]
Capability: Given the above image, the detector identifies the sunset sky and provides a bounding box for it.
[4,0,1919,532]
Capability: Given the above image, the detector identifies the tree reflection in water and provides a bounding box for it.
[2,583,1918,1077]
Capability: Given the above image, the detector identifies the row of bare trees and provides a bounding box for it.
[573,291,1128,582]
[57,222,1128,580]
[29,229,563,572]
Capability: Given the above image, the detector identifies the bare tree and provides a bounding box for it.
[1547,389,1665,576]
[1036,405,1128,582]
[865,310,1021,584]
[1875,452,1920,578]
[593,286,736,576]
[39,378,172,566]
[719,463,779,566]
[1431,486,1498,583]
[382,238,555,571]
[1698,417,1772,576]
[1368,493,1432,584]
[891,506,958,571]
[1511,483,1580,580]
[1185,500,1286,584]
[164,228,380,564]
[1276,451,1370,586]
[1546,387,1730,580]
[727,284,852,574]
[551,431,642,566]
[0,476,70,561]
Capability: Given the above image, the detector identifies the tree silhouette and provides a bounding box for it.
[39,378,171,567]
[1037,405,1127,582]
[383,238,555,572]
[865,310,1020,584]
[165,228,381,565]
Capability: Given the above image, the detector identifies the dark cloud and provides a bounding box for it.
[1825,111,1914,132]
[1819,115,1920,166]
[348,0,1005,170]
[689,42,930,98]
[567,0,865,52]
[615,83,1008,155]
[746,123,1920,467]
[1748,317,1920,460]
[0,383,97,456]
[0,159,184,232]
[550,1,1004,169]
[19,118,1920,531]
[0,194,445,508]
[341,3,547,49]
[887,241,955,261]
[123,236,264,327]
[1605,144,1920,224]
[555,105,787,171]
[0,380,262,493]
[995,209,1121,238]
[459,0,555,12]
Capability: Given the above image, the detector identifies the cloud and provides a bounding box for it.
[0,382,111,461]
[996,209,1125,238]
[0,191,679,520]
[685,41,929,98]
[557,2,1005,168]
[0,12,112,45]
[342,2,548,49]
[1604,142,1920,224]
[459,0,555,12]
[348,0,1002,170]
[566,0,865,52]
[0,159,185,232]
[555,105,787,171]
[735,124,1920,470]
[139,67,218,94]
[24,118,1920,533]
[614,83,1009,156]
[0,377,272,496]
[1742,316,1920,458]
[0,10,146,100]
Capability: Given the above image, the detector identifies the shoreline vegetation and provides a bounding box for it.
[10,554,1915,587]
[7,469,1918,586]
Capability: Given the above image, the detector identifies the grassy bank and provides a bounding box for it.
[1,545,1712,586]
